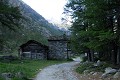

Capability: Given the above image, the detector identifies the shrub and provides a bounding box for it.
[76,62,93,74]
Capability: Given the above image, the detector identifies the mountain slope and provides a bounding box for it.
[8,0,64,37]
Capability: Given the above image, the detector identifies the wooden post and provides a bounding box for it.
[19,48,22,59]
[30,52,32,59]
[67,41,69,60]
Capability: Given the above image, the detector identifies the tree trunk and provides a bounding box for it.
[116,10,120,65]
[111,42,117,64]
[98,51,103,59]
[90,50,94,62]
[87,49,91,61]
[117,47,120,64]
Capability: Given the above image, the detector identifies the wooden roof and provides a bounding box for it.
[20,40,48,48]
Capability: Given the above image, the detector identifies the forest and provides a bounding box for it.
[65,0,120,65]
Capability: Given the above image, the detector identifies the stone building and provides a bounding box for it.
[48,35,70,60]
[19,35,72,60]
[19,40,48,59]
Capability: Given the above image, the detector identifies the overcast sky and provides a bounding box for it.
[22,0,67,23]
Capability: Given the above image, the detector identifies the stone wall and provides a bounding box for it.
[48,40,68,60]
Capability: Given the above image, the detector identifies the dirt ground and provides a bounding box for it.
[34,62,80,80]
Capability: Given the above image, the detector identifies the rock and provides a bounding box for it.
[101,73,112,78]
[105,67,117,74]
[83,70,89,75]
[101,67,117,79]
[105,67,112,72]
[90,71,94,75]
[1,73,14,80]
[118,69,120,72]
[113,72,120,78]
[94,60,102,67]
[93,72,98,76]
[101,73,108,78]
[15,72,25,79]
[93,72,103,76]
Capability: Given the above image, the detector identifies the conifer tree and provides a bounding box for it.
[65,0,120,64]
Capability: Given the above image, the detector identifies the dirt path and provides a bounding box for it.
[34,62,80,80]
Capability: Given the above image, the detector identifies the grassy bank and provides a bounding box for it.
[0,60,68,80]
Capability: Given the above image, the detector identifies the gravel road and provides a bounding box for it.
[34,62,80,80]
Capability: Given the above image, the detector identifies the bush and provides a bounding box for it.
[0,55,19,62]
[82,56,88,62]
[76,62,93,74]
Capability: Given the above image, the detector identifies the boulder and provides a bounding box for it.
[1,73,13,80]
[105,67,117,74]
[101,67,117,78]
[113,72,120,79]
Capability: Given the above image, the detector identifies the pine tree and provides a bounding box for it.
[0,0,23,52]
[65,0,120,64]
[0,0,23,30]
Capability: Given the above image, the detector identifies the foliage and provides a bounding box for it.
[64,0,120,64]
[0,0,23,30]
[76,62,93,74]
[0,0,23,53]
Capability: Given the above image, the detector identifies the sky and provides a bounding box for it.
[22,0,67,23]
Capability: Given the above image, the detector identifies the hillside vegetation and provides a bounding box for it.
[0,0,64,55]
